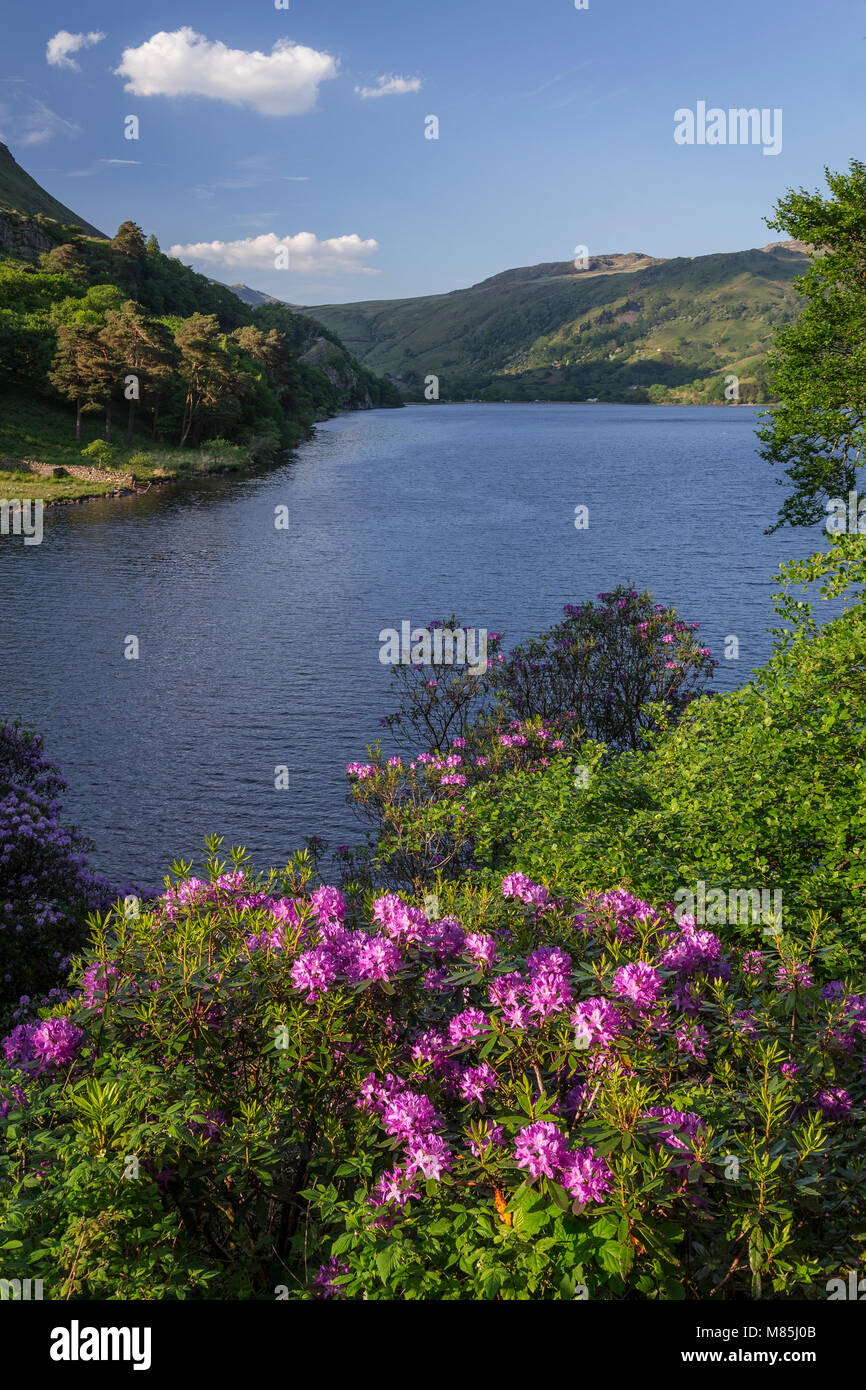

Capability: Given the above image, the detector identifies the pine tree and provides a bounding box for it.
[100,302,176,444]
[175,314,240,446]
[48,325,113,440]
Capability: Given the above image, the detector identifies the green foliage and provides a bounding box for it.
[1,842,863,1300]
[80,439,117,470]
[447,540,866,961]
[758,160,866,529]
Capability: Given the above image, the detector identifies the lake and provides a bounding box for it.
[0,403,829,887]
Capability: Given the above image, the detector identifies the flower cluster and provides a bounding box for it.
[514,1121,613,1203]
[3,1016,84,1074]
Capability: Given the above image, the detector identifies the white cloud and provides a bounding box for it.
[169,232,379,275]
[67,158,143,176]
[115,28,337,116]
[355,74,422,100]
[46,31,105,71]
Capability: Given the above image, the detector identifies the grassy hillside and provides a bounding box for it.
[0,147,401,500]
[0,143,105,238]
[307,244,811,404]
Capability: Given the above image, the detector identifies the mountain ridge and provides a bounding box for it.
[0,143,105,238]
[296,241,812,403]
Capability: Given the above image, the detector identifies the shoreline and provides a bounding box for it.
[5,401,763,509]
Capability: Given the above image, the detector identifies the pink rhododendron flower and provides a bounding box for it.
[560,1146,613,1203]
[514,1120,566,1179]
[465,933,497,967]
[612,961,663,1012]
[448,1007,489,1046]
[571,997,626,1049]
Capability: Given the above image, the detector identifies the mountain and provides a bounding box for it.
[304,243,812,404]
[226,283,301,310]
[0,143,105,238]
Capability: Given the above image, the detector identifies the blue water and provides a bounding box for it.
[0,404,831,885]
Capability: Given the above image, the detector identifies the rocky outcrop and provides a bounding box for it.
[0,210,57,261]
[298,335,376,410]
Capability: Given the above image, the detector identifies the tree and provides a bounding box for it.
[110,222,148,300]
[111,221,147,258]
[100,302,175,443]
[80,439,117,470]
[48,324,113,440]
[174,314,241,446]
[758,160,866,531]
[49,283,125,327]
[38,243,87,284]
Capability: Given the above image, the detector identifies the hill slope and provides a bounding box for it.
[305,244,811,403]
[0,147,401,500]
[0,143,105,238]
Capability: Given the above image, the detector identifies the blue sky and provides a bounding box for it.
[1,0,864,304]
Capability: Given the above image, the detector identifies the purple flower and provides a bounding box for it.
[7,1017,84,1072]
[675,1021,708,1062]
[411,1029,448,1068]
[78,962,120,1011]
[372,895,430,946]
[309,885,347,926]
[775,962,814,993]
[572,997,626,1049]
[465,933,497,967]
[291,946,338,1001]
[353,934,403,983]
[457,1062,498,1103]
[559,1145,613,1203]
[448,1007,489,1047]
[405,1133,453,1181]
[368,1165,420,1210]
[741,950,765,977]
[467,1119,504,1157]
[659,924,724,979]
[189,1107,227,1142]
[313,1256,349,1299]
[501,873,549,906]
[643,1106,705,1154]
[815,1087,851,1120]
[382,1088,441,1142]
[514,1120,566,1179]
[612,961,663,1012]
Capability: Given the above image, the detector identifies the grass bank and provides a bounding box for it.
[0,386,256,504]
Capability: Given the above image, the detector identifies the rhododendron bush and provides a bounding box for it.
[0,720,124,1027]
[2,845,864,1300]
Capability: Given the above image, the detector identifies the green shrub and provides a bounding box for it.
[1,844,863,1300]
